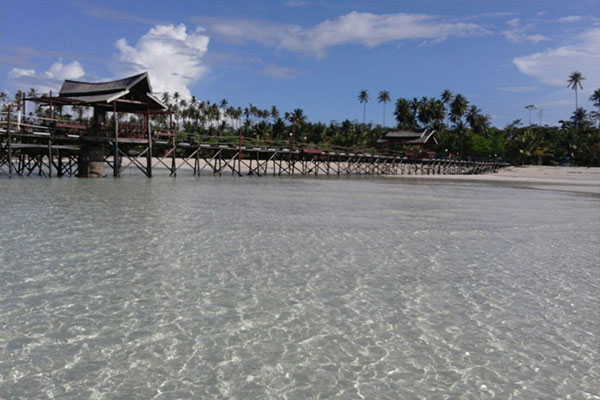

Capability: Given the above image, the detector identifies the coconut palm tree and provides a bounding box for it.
[409,97,419,121]
[417,97,433,127]
[450,94,468,126]
[27,88,38,99]
[567,71,585,111]
[358,90,369,124]
[590,88,600,108]
[589,88,600,127]
[524,104,536,126]
[441,89,453,105]
[466,105,489,134]
[377,90,391,126]
[161,92,171,108]
[440,89,453,126]
[179,98,188,127]
[292,108,306,124]
[394,98,415,130]
[430,99,446,126]
[571,107,590,130]
[271,105,280,123]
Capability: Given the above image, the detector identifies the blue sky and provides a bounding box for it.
[1,0,599,127]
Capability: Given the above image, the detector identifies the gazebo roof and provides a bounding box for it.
[56,72,167,112]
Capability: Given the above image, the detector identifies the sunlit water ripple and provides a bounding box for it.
[1,176,599,399]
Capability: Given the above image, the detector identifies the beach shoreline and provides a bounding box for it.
[387,165,600,194]
[110,158,600,195]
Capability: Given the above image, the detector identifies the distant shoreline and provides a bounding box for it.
[387,165,600,195]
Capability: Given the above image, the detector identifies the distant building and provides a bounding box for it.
[377,129,437,146]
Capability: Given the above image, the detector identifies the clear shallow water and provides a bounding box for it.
[0,176,598,399]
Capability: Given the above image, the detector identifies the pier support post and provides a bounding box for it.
[78,143,106,178]
[146,107,153,178]
[113,102,120,177]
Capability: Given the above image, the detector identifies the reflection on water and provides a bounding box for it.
[0,176,598,399]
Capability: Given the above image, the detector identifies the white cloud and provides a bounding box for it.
[502,18,547,43]
[194,12,486,58]
[558,16,583,23]
[284,0,310,7]
[8,60,85,94]
[46,61,85,81]
[500,85,539,93]
[526,34,549,43]
[513,27,600,89]
[263,65,305,79]
[112,23,210,98]
[8,68,36,79]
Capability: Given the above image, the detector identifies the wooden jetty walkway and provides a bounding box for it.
[0,73,506,179]
[0,119,506,178]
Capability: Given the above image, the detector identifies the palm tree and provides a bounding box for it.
[567,71,585,111]
[271,105,280,123]
[590,88,600,108]
[524,104,536,126]
[571,107,589,130]
[394,98,415,130]
[590,89,600,127]
[430,100,446,126]
[377,90,391,126]
[450,94,468,126]
[417,97,433,127]
[440,89,453,126]
[161,92,171,108]
[466,105,489,134]
[450,94,469,156]
[27,88,38,99]
[292,108,306,124]
[409,97,419,121]
[441,89,453,105]
[358,90,369,124]
[179,98,188,127]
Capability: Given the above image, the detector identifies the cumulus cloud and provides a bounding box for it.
[513,27,600,89]
[194,12,485,58]
[8,60,85,94]
[112,23,210,98]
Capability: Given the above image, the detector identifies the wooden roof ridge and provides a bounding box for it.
[59,72,150,96]
[54,72,168,112]
[377,128,438,145]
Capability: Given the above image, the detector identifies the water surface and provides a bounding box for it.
[1,176,598,399]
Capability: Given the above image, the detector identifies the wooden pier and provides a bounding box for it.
[0,73,507,179]
[0,122,505,178]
